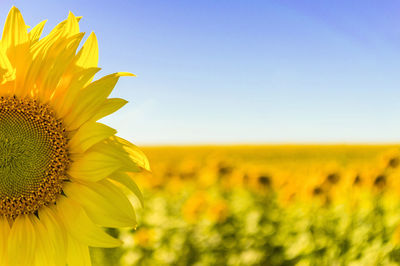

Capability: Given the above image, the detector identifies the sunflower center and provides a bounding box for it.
[0,97,69,218]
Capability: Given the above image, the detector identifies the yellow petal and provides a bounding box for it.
[110,172,144,208]
[66,234,91,266]
[49,11,80,38]
[89,139,141,173]
[64,72,135,130]
[31,215,54,266]
[28,20,47,44]
[24,12,83,101]
[24,32,84,101]
[1,7,30,97]
[52,67,101,117]
[56,197,122,247]
[38,33,84,102]
[38,206,67,266]
[76,32,98,68]
[1,6,29,58]
[69,122,117,154]
[68,150,122,182]
[0,216,10,266]
[64,180,136,227]
[114,136,151,172]
[89,97,128,122]
[8,214,36,266]
[63,12,80,36]
[0,47,15,84]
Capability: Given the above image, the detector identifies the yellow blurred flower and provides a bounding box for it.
[392,224,400,245]
[134,228,154,248]
[207,199,229,223]
[182,192,208,223]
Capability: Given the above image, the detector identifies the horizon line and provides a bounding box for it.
[138,142,400,147]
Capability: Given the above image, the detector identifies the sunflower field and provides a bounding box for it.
[88,145,400,265]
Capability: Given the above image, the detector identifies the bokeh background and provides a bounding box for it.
[4,1,400,265]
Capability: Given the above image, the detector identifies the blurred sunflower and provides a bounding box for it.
[0,6,149,266]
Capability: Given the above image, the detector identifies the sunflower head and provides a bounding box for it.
[0,96,69,218]
[0,6,149,266]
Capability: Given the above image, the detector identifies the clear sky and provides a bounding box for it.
[1,1,400,145]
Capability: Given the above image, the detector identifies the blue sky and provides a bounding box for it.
[2,1,400,144]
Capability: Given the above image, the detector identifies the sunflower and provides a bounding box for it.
[0,6,149,266]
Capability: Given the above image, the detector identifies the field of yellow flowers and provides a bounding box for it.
[91,145,400,265]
